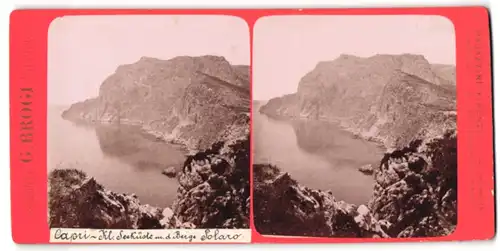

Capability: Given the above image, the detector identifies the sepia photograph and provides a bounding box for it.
[47,15,251,230]
[252,15,457,238]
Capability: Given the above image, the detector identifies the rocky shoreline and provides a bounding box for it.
[259,102,455,153]
[259,108,389,149]
[253,130,457,237]
[62,112,249,155]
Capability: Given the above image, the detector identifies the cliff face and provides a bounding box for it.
[253,131,457,238]
[347,70,456,149]
[431,64,456,88]
[62,55,250,152]
[259,54,456,149]
[48,137,250,229]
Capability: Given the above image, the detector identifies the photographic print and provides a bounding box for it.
[10,7,493,244]
[47,15,251,231]
[252,15,457,238]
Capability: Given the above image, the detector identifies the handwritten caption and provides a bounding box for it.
[50,228,251,243]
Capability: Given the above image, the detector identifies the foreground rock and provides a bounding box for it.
[358,164,374,175]
[48,168,163,229]
[253,164,388,237]
[369,130,457,237]
[167,137,250,229]
[253,130,457,238]
[162,166,177,178]
[259,54,456,150]
[61,55,250,152]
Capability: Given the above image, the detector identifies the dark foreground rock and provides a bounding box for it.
[253,164,388,237]
[253,130,457,238]
[48,168,163,229]
[168,136,250,229]
[162,166,177,178]
[359,164,374,175]
[369,130,457,237]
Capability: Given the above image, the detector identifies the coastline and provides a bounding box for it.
[61,114,193,154]
[257,107,389,151]
[257,103,456,153]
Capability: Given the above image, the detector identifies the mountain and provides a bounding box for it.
[259,54,456,149]
[253,130,457,237]
[62,55,250,152]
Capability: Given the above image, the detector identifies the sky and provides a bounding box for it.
[48,15,250,105]
[253,15,456,101]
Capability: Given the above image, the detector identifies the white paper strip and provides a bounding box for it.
[50,228,252,243]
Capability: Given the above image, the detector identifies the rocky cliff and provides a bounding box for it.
[48,168,164,229]
[49,136,250,229]
[368,130,457,237]
[253,164,388,237]
[167,136,250,229]
[62,55,250,152]
[259,54,456,150]
[253,130,457,237]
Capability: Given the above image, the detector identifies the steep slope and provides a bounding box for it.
[259,54,456,149]
[431,64,456,88]
[62,55,250,152]
[253,130,457,237]
[232,65,251,88]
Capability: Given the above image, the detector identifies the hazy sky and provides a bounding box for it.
[48,15,250,105]
[253,15,456,101]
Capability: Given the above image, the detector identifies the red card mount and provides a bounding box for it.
[9,7,495,244]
